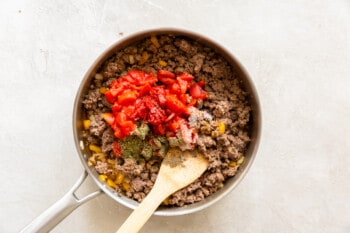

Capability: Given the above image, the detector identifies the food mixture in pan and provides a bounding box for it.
[81,35,251,207]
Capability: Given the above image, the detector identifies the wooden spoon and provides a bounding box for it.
[116,148,209,233]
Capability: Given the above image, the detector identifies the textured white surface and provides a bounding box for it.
[1,0,349,232]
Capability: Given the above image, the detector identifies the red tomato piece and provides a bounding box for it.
[158,77,176,85]
[113,125,124,139]
[115,112,127,126]
[179,93,187,104]
[110,79,120,88]
[177,72,194,81]
[118,90,138,105]
[149,86,166,106]
[165,94,189,115]
[164,112,175,122]
[142,73,158,85]
[120,121,136,136]
[101,113,115,126]
[148,106,166,125]
[157,70,175,79]
[167,116,186,132]
[169,82,181,95]
[138,84,152,97]
[122,105,136,119]
[168,120,179,132]
[132,98,148,120]
[189,83,208,100]
[112,103,122,114]
[104,90,117,104]
[128,70,145,82]
[153,124,166,136]
[110,85,127,97]
[197,80,206,87]
[113,141,122,158]
[176,77,188,94]
[122,74,136,84]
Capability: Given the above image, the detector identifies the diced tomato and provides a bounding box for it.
[115,112,127,126]
[179,93,187,104]
[122,105,135,119]
[165,94,189,115]
[110,86,126,97]
[149,86,166,106]
[164,112,175,122]
[158,77,176,85]
[167,116,185,132]
[169,82,181,95]
[120,121,136,136]
[177,72,194,81]
[142,73,158,85]
[168,120,179,132]
[113,125,124,139]
[118,90,138,105]
[101,113,115,126]
[132,98,148,120]
[189,83,208,100]
[148,106,166,125]
[112,103,122,113]
[123,74,136,84]
[157,70,175,79]
[197,80,206,87]
[176,77,188,94]
[104,90,117,104]
[138,84,152,97]
[110,79,120,88]
[153,124,166,136]
[128,70,145,82]
[113,141,121,158]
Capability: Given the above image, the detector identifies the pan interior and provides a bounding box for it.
[72,28,261,216]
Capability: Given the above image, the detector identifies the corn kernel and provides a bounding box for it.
[162,198,169,205]
[99,174,107,182]
[229,161,237,167]
[96,153,107,162]
[237,156,245,165]
[99,87,108,94]
[89,144,102,153]
[218,122,225,135]
[211,131,218,138]
[107,179,116,188]
[122,182,131,191]
[83,120,91,130]
[150,35,160,48]
[158,60,167,67]
[88,156,96,166]
[115,173,125,184]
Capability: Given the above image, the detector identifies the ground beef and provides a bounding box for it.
[81,35,252,207]
[115,158,144,176]
[101,128,114,153]
[89,114,107,137]
[95,161,109,174]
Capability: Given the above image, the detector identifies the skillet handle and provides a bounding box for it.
[20,171,102,233]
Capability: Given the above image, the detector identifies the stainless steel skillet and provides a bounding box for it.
[20,28,261,233]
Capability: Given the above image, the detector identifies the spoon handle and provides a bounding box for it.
[116,180,170,233]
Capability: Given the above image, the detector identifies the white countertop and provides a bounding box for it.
[1,0,349,232]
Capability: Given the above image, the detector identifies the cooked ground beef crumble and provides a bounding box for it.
[81,35,251,207]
